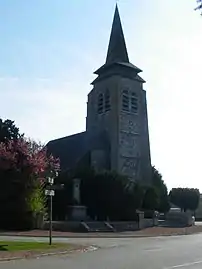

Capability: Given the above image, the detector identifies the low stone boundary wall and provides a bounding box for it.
[43,218,156,233]
[140,218,154,229]
[109,222,139,232]
[43,221,85,232]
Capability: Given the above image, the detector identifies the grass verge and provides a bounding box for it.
[0,241,74,252]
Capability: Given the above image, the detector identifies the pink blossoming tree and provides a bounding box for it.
[0,135,60,230]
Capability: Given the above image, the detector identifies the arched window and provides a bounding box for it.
[122,89,129,112]
[97,93,104,114]
[105,89,110,112]
[131,92,138,114]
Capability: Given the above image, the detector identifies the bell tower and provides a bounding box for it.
[86,5,151,183]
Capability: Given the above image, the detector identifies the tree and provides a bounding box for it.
[0,137,60,230]
[54,166,170,221]
[56,168,144,221]
[0,118,23,143]
[132,182,145,210]
[142,187,159,211]
[81,170,130,221]
[169,188,200,212]
[152,166,170,213]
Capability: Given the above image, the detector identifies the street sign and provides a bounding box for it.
[45,189,55,196]
[47,177,54,185]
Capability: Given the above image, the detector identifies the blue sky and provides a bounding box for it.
[0,0,202,191]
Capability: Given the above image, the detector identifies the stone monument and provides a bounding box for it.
[73,178,81,205]
[68,178,87,221]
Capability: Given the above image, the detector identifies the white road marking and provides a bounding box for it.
[164,260,202,268]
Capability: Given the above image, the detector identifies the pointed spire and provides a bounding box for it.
[106,4,129,65]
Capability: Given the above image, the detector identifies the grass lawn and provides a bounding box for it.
[0,241,73,252]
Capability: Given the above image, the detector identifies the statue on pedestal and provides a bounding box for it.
[73,178,81,205]
[68,178,87,221]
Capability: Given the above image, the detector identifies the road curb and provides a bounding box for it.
[1,231,202,239]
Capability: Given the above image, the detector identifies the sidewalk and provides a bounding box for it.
[1,225,202,238]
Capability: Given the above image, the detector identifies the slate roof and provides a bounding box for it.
[47,131,111,171]
[92,5,144,84]
[106,4,129,65]
[94,62,142,76]
[47,132,88,171]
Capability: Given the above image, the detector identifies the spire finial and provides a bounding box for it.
[106,4,129,64]
[115,1,119,12]
[115,0,120,9]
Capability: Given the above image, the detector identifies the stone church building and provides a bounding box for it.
[47,5,152,184]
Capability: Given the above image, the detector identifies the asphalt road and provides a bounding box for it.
[1,233,202,268]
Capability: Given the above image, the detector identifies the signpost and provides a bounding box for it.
[45,189,55,196]
[45,172,58,245]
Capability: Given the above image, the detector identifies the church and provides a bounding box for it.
[47,5,152,184]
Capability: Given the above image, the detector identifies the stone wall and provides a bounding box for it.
[109,221,139,232]
[86,74,152,183]
[140,218,155,229]
[43,221,86,232]
[43,219,156,233]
